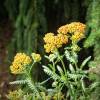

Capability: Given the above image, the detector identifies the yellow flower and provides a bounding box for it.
[10,53,32,74]
[44,43,56,53]
[57,22,86,35]
[71,32,85,42]
[68,22,86,33]
[44,22,86,52]
[43,32,55,43]
[7,89,23,100]
[56,34,68,45]
[10,63,23,74]
[57,24,69,34]
[31,53,41,62]
[44,33,68,53]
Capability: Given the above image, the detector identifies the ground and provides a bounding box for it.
[0,21,13,99]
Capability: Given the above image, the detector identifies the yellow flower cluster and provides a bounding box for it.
[44,22,86,53]
[31,53,41,62]
[10,53,32,74]
[57,22,86,43]
[7,89,23,100]
[71,31,85,42]
[67,22,86,33]
[44,32,68,53]
[57,22,86,34]
[44,33,55,43]
[57,24,69,34]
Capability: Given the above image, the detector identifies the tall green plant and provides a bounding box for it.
[7,22,96,100]
[5,0,47,61]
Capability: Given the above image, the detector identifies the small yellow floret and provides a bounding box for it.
[31,53,41,62]
[43,32,55,43]
[44,43,56,53]
[56,34,68,45]
[71,32,85,42]
[7,89,23,100]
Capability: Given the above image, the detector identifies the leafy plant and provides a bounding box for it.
[42,22,92,100]
[8,22,97,100]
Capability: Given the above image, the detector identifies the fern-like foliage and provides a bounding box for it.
[10,80,27,85]
[10,79,40,96]
[42,65,61,81]
[26,79,38,94]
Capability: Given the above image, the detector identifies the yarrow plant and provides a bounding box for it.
[8,22,96,100]
[43,22,92,100]
[8,52,44,99]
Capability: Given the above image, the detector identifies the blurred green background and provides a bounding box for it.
[0,0,100,99]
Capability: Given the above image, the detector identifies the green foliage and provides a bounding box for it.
[9,53,45,99]
[84,0,100,68]
[5,0,47,61]
[8,21,100,99]
[5,0,86,62]
[84,0,100,99]
[10,80,27,85]
[43,48,91,100]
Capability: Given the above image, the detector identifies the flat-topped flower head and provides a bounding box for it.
[31,53,41,62]
[44,22,86,53]
[57,24,69,34]
[44,33,68,53]
[68,22,86,33]
[10,53,32,74]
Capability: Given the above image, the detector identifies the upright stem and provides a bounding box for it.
[72,50,78,71]
[74,62,78,71]
[57,50,67,77]
[29,62,35,74]
[52,61,56,72]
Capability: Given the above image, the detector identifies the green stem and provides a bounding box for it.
[29,62,35,74]
[57,84,62,100]
[40,77,52,85]
[72,50,78,71]
[74,62,78,71]
[57,51,67,77]
[52,61,56,72]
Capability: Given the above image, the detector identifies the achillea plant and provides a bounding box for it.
[8,22,96,100]
[43,22,91,100]
[9,53,45,99]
